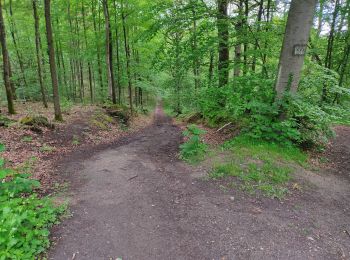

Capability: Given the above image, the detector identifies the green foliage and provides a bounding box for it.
[223,135,308,165]
[39,144,56,153]
[209,135,304,199]
[0,145,64,259]
[21,136,33,143]
[209,160,292,199]
[179,124,208,163]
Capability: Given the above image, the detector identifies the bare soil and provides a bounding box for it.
[49,106,350,260]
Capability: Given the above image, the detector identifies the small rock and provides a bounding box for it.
[229,196,235,201]
[307,236,315,241]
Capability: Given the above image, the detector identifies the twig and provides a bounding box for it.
[128,175,138,181]
[216,122,232,133]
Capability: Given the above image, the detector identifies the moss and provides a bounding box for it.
[20,116,54,129]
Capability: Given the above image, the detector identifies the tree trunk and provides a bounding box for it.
[121,0,133,114]
[103,0,117,104]
[217,0,229,87]
[0,0,15,114]
[325,0,340,69]
[32,0,48,108]
[7,0,27,90]
[251,0,263,72]
[91,0,104,99]
[234,0,243,77]
[82,1,94,103]
[275,0,317,99]
[113,0,122,104]
[44,0,63,121]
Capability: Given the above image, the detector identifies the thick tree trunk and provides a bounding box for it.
[275,0,317,99]
[0,0,15,114]
[217,0,229,87]
[33,0,48,108]
[44,0,63,121]
[103,0,117,104]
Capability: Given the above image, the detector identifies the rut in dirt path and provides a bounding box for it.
[50,107,350,260]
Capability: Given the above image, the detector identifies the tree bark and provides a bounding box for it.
[7,0,27,89]
[121,0,133,114]
[44,0,63,121]
[33,0,48,108]
[275,0,317,99]
[0,0,15,114]
[234,0,243,77]
[103,0,117,104]
[217,0,229,87]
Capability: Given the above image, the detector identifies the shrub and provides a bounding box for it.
[0,147,64,259]
[180,124,208,163]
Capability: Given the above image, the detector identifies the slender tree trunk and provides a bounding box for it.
[191,0,200,89]
[103,0,117,104]
[243,0,249,75]
[91,0,104,98]
[234,0,243,77]
[33,0,48,108]
[275,0,317,99]
[121,0,133,114]
[252,0,263,72]
[7,0,27,89]
[208,49,214,84]
[325,0,340,69]
[0,0,15,114]
[113,0,122,104]
[44,0,63,121]
[82,1,94,103]
[217,0,229,87]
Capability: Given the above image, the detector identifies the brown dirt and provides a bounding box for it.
[0,102,152,191]
[49,107,350,260]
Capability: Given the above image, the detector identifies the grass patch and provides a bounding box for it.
[21,136,33,143]
[208,135,307,199]
[223,135,308,166]
[39,144,56,153]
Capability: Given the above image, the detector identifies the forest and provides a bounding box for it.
[0,0,350,259]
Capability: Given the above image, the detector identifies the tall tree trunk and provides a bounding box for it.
[243,0,249,75]
[275,0,317,99]
[82,1,94,103]
[32,0,48,108]
[251,0,263,72]
[325,0,340,69]
[7,0,27,90]
[44,0,63,121]
[121,0,133,114]
[234,0,243,77]
[113,0,122,104]
[191,0,200,89]
[0,0,15,114]
[103,0,117,104]
[217,0,229,87]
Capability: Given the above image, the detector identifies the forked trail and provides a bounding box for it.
[50,106,350,260]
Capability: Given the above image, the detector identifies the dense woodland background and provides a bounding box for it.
[0,0,349,148]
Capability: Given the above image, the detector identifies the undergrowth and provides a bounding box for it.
[179,124,207,164]
[0,144,65,259]
[208,135,307,199]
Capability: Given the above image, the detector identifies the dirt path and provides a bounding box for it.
[49,107,350,260]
